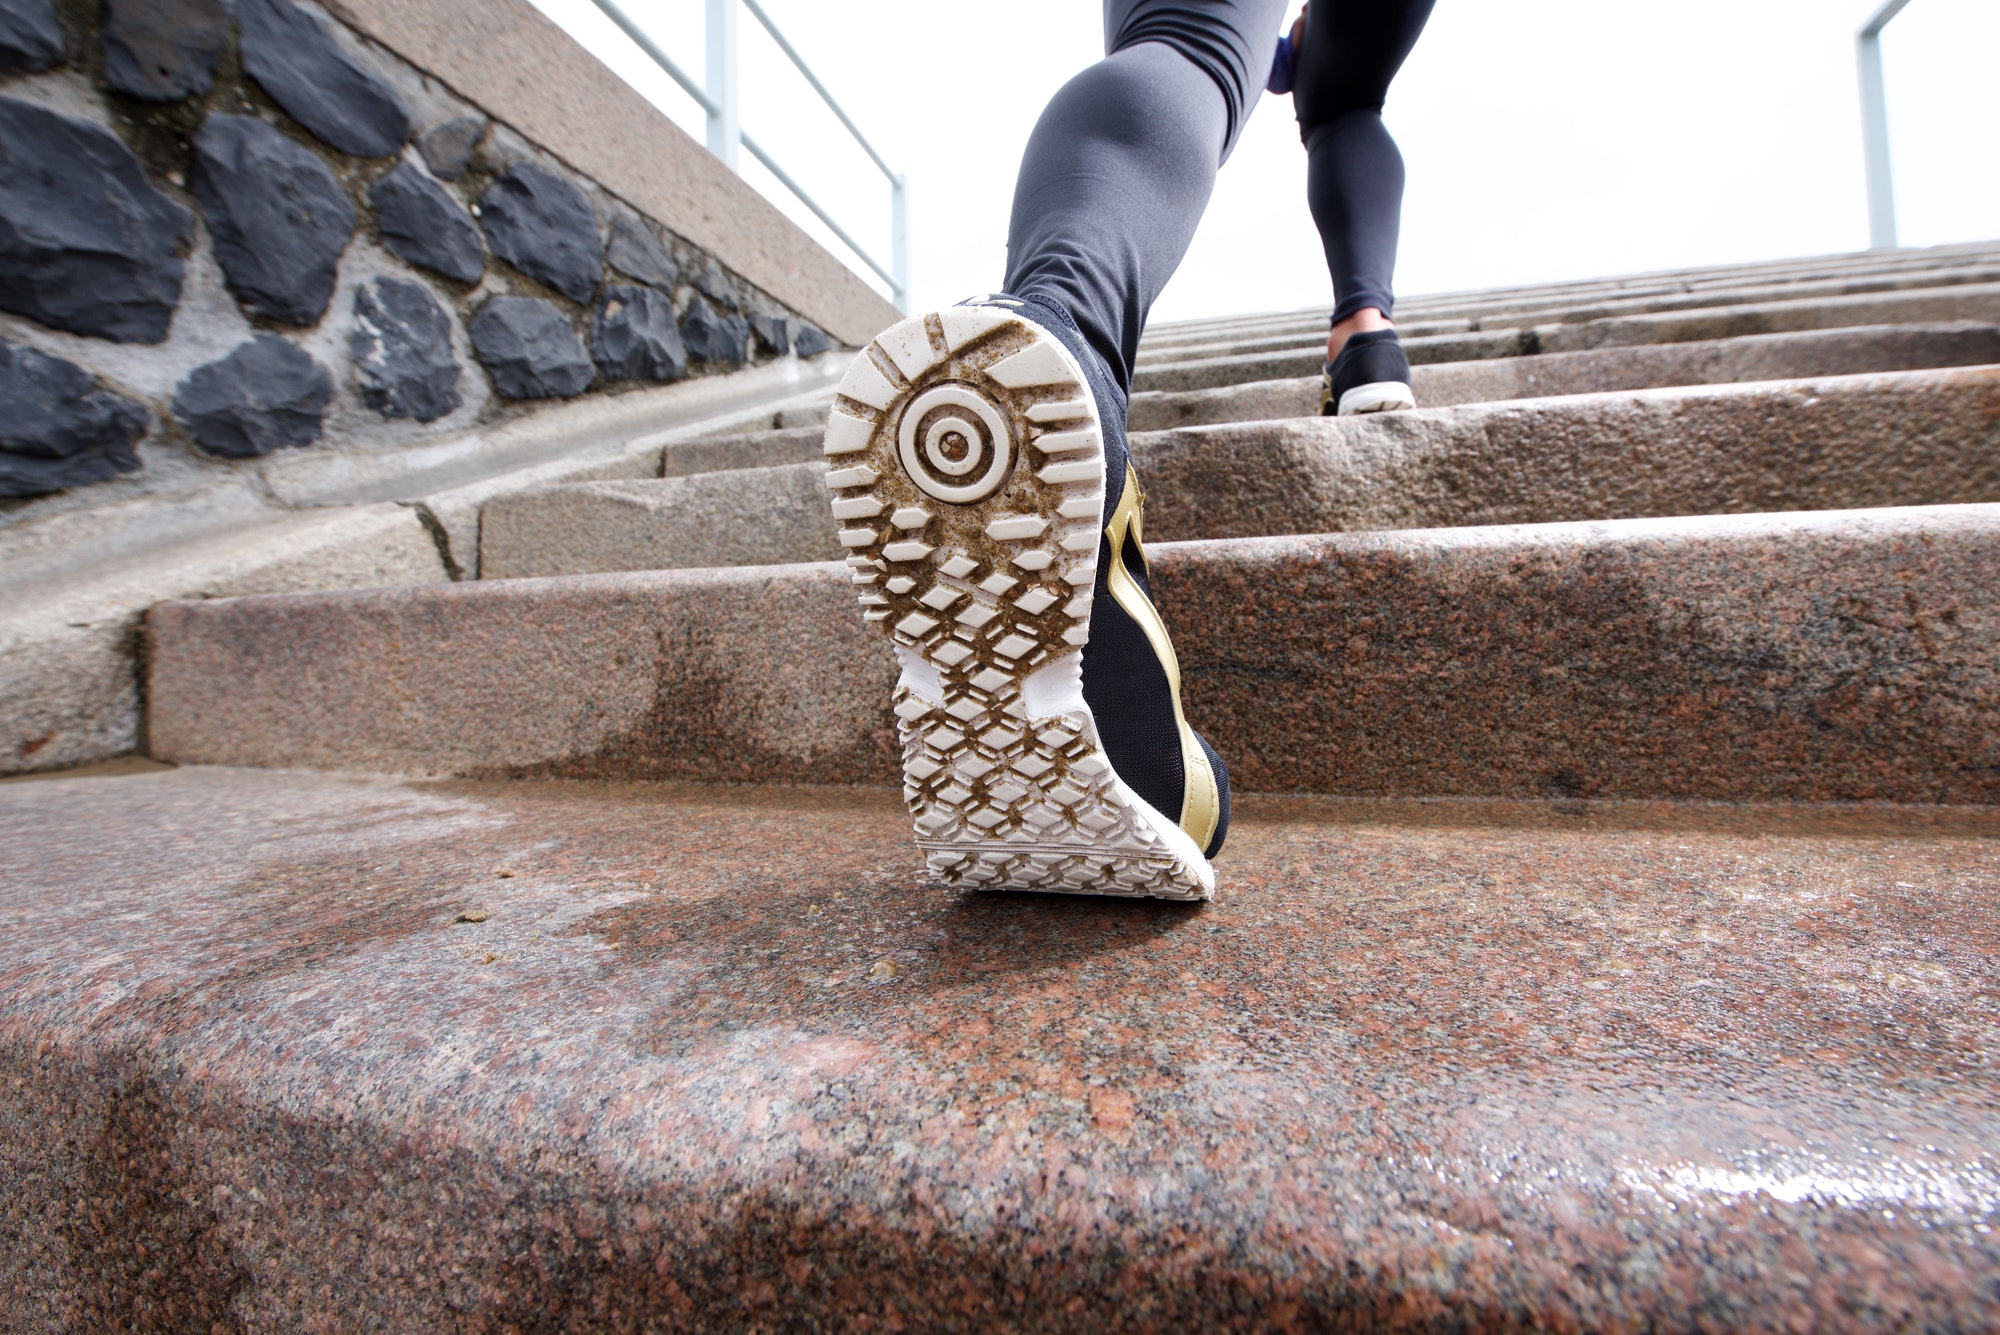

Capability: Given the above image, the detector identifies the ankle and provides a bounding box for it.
[1326,308,1393,363]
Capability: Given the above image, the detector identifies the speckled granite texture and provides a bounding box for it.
[0,767,1995,1330]
[148,505,2000,802]
[1130,366,2000,544]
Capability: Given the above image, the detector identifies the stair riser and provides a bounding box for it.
[476,369,2000,578]
[1139,243,2000,346]
[148,506,2000,803]
[1134,367,2000,542]
[1134,284,2000,392]
[479,464,836,581]
[1127,323,2000,430]
[1137,263,2000,359]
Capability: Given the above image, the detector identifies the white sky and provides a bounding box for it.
[532,0,2000,322]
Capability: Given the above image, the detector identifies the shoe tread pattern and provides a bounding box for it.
[825,310,1207,900]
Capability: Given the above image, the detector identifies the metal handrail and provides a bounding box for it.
[588,0,910,311]
[1857,0,1915,249]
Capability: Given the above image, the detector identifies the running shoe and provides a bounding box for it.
[822,294,1229,900]
[1321,327,1417,416]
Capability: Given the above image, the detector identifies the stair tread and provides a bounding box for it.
[4,763,1993,1326]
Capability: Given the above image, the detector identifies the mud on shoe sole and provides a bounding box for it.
[823,306,1214,900]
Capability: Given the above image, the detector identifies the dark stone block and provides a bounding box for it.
[0,98,190,343]
[792,324,832,359]
[605,217,677,290]
[470,296,591,400]
[238,0,408,158]
[369,161,482,284]
[172,333,332,458]
[747,311,788,357]
[592,284,684,384]
[352,276,459,422]
[678,293,745,367]
[691,257,738,310]
[102,0,227,101]
[192,114,355,326]
[0,338,147,497]
[416,116,483,180]
[0,0,62,71]
[478,164,600,304]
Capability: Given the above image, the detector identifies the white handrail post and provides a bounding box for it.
[891,175,910,313]
[705,0,739,170]
[1857,0,1914,249]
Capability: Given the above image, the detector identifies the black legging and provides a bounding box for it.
[1002,0,1432,395]
[1294,0,1436,325]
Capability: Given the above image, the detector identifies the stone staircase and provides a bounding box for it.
[7,241,1999,1328]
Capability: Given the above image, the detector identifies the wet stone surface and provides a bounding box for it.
[171,333,332,457]
[237,0,408,158]
[591,283,685,384]
[415,115,484,180]
[351,276,460,422]
[478,163,601,304]
[678,292,746,367]
[0,0,62,71]
[0,767,1995,1329]
[470,295,591,400]
[192,114,354,327]
[0,338,147,497]
[605,215,678,290]
[368,160,484,285]
[101,0,228,102]
[0,98,190,343]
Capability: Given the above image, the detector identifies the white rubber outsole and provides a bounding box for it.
[823,306,1214,900]
[1336,380,1418,416]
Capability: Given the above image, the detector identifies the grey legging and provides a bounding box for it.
[1002,0,1435,395]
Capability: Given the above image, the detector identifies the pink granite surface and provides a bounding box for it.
[2,767,1997,1329]
[147,506,2000,803]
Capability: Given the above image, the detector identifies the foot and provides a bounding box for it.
[822,295,1229,900]
[1321,328,1416,416]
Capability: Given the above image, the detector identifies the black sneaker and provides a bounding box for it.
[1320,327,1417,416]
[822,294,1229,899]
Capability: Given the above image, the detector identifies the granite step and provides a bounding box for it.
[1133,262,2000,363]
[1138,239,2000,347]
[5,763,1994,1328]
[1134,282,2000,392]
[150,503,2000,803]
[476,367,2000,578]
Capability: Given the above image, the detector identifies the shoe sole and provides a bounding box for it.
[822,306,1214,900]
[1337,381,1418,416]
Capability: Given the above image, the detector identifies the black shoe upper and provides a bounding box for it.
[975,293,1231,859]
[1322,327,1412,415]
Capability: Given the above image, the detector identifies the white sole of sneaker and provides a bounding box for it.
[823,305,1215,900]
[1337,381,1418,416]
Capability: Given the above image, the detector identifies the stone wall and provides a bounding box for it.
[0,0,848,508]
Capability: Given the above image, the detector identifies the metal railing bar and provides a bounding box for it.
[585,0,908,309]
[590,0,719,118]
[737,0,898,186]
[739,131,898,290]
[1860,0,1914,38]
[1856,0,1917,249]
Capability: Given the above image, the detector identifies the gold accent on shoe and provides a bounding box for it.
[1101,462,1221,852]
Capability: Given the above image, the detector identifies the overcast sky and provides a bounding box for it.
[533,0,1999,322]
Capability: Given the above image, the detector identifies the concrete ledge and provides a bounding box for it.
[2,766,1996,1328]
[325,0,898,346]
[150,504,2000,802]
